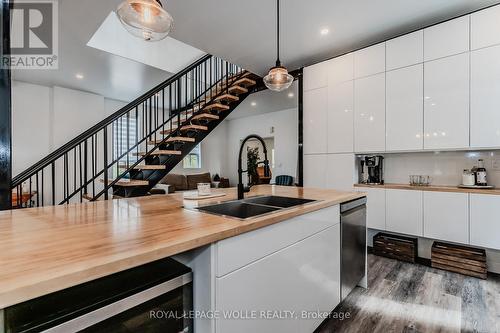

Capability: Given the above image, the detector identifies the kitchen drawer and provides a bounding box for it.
[215,205,340,277]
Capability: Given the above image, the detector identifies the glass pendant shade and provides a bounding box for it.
[116,0,173,42]
[264,65,294,92]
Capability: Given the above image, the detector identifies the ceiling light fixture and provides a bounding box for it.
[264,0,293,92]
[75,73,84,79]
[288,92,294,98]
[320,28,329,35]
[251,102,257,106]
[116,0,173,42]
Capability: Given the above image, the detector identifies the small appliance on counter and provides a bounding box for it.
[459,159,495,189]
[359,155,384,184]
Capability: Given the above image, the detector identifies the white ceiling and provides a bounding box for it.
[227,81,298,120]
[12,0,202,102]
[168,0,500,75]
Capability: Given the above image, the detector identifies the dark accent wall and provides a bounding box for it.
[0,0,12,210]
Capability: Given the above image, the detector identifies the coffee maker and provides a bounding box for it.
[359,155,384,184]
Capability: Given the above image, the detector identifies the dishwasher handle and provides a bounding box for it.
[340,197,367,214]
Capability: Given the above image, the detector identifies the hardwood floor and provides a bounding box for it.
[318,254,500,333]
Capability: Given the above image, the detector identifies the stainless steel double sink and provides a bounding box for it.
[196,195,317,220]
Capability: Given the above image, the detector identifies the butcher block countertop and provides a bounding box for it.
[354,183,500,195]
[0,185,365,308]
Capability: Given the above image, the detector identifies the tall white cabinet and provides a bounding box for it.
[354,73,386,152]
[423,53,470,150]
[303,87,328,154]
[470,44,500,148]
[386,65,423,151]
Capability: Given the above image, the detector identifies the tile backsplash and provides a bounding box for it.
[360,150,500,187]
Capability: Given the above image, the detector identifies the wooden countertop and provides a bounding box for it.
[0,185,364,308]
[354,183,500,195]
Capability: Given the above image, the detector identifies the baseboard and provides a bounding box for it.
[367,246,499,278]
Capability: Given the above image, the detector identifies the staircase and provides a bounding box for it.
[11,55,259,207]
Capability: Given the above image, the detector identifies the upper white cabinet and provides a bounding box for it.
[471,5,500,50]
[424,53,470,150]
[424,16,470,61]
[470,194,500,250]
[354,73,386,152]
[303,154,327,189]
[470,44,500,148]
[423,192,469,244]
[304,87,328,154]
[326,153,355,191]
[304,61,328,91]
[386,189,423,236]
[364,188,386,230]
[386,30,423,70]
[386,64,424,151]
[354,43,385,78]
[328,80,353,153]
[329,53,354,85]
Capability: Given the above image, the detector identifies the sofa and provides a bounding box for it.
[158,172,213,193]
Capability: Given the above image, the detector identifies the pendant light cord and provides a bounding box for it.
[276,0,281,67]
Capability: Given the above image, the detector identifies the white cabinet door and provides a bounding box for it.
[423,192,469,244]
[304,87,328,154]
[354,73,386,152]
[424,16,470,61]
[354,43,385,78]
[470,194,500,250]
[470,45,500,148]
[424,53,469,150]
[386,64,424,151]
[304,61,328,91]
[471,5,500,50]
[303,154,327,189]
[386,30,423,70]
[326,153,355,191]
[215,225,341,333]
[328,80,354,153]
[386,189,423,236]
[329,53,354,85]
[363,187,386,230]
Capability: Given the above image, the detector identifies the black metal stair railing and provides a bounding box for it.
[11,54,245,207]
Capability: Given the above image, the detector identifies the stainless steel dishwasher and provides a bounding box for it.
[340,197,367,300]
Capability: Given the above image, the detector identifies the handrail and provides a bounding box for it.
[12,54,212,187]
[11,53,246,207]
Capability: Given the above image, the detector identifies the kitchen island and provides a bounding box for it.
[0,185,366,332]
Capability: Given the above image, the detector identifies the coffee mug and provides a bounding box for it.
[197,183,211,196]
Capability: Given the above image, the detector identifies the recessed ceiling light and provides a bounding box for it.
[320,28,329,36]
[288,92,294,98]
[251,102,257,106]
[75,73,84,80]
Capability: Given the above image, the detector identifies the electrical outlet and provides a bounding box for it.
[492,158,500,171]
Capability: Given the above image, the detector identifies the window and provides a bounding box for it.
[183,144,201,169]
[113,116,138,161]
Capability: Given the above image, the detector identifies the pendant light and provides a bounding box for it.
[116,0,173,42]
[264,0,293,92]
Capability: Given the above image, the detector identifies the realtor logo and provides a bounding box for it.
[3,0,58,69]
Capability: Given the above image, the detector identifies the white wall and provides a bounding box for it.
[170,121,228,177]
[225,108,298,186]
[12,80,128,178]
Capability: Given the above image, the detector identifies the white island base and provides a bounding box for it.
[175,204,367,333]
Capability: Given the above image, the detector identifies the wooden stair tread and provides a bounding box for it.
[203,103,230,112]
[214,94,239,102]
[134,150,182,156]
[82,193,93,201]
[148,137,195,145]
[191,113,219,121]
[233,77,256,87]
[180,124,208,131]
[100,179,149,186]
[159,128,177,135]
[228,85,248,94]
[132,164,166,170]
